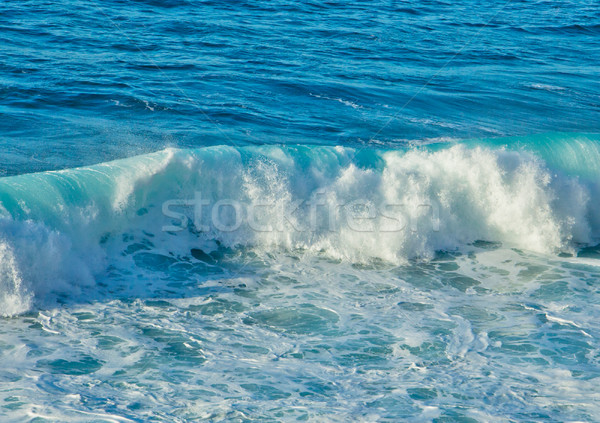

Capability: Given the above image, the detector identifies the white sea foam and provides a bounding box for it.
[0,136,599,315]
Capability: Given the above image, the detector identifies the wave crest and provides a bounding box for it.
[1,133,599,315]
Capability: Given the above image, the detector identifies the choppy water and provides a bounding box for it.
[1,0,600,422]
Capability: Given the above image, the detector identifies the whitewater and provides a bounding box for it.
[1,133,599,317]
[1,135,600,421]
[2,0,600,420]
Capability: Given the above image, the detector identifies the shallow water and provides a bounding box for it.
[2,247,600,421]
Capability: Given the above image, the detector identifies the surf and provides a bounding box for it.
[0,132,599,316]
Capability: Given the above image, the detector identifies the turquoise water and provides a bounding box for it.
[1,1,600,422]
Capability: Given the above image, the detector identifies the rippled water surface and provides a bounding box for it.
[2,0,599,174]
[1,1,600,422]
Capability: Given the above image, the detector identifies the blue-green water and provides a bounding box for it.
[1,1,600,421]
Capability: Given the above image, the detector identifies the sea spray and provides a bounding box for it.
[0,134,599,315]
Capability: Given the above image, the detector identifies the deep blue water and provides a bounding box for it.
[2,0,599,174]
[1,1,600,422]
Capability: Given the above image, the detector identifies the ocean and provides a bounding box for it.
[1,0,600,421]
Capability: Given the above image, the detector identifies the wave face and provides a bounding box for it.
[0,133,599,315]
